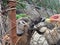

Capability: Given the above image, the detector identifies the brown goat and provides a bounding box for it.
[16,18,34,45]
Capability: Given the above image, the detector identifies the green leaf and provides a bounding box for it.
[16,13,28,19]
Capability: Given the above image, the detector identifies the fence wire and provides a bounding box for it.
[0,15,60,45]
[1,0,60,45]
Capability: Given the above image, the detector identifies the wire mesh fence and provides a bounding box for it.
[0,14,60,45]
[1,0,60,45]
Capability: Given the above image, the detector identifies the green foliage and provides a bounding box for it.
[17,0,24,2]
[16,0,26,9]
[2,0,7,6]
[39,0,60,13]
[31,0,60,13]
[16,3,26,9]
[16,13,28,19]
[3,0,60,13]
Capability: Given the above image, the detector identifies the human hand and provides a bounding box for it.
[50,14,60,22]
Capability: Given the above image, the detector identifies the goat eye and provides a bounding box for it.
[19,20,25,24]
[18,22,20,24]
[22,21,25,24]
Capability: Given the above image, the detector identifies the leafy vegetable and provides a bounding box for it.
[16,13,28,19]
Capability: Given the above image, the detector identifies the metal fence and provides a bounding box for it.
[0,0,60,45]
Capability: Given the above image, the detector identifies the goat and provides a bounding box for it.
[16,16,43,45]
[16,17,60,45]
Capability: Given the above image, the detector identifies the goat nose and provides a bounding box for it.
[16,29,24,36]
